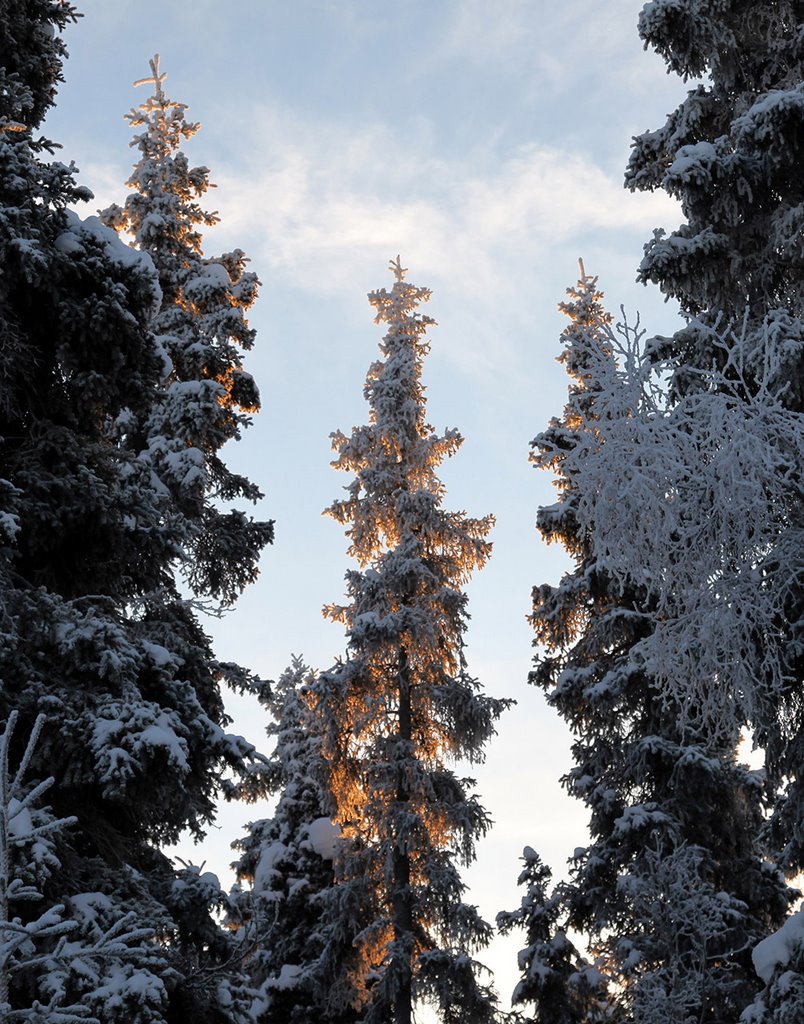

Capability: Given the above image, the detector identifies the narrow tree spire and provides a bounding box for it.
[133,53,168,100]
[102,54,273,605]
[317,259,509,1024]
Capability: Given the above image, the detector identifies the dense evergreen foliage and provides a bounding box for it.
[504,266,793,1024]
[3,3,803,1022]
[0,7,269,1020]
[625,3,804,1016]
[315,259,510,1024]
[627,1,803,355]
[232,658,365,1024]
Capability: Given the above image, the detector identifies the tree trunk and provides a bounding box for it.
[393,645,412,1024]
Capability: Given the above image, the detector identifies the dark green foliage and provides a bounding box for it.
[507,267,793,1024]
[0,6,269,1020]
[233,658,366,1024]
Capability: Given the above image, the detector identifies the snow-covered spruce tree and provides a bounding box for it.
[0,7,269,1020]
[496,847,608,1024]
[315,258,509,1024]
[505,264,792,1024]
[101,54,272,605]
[232,657,365,1024]
[626,5,804,1013]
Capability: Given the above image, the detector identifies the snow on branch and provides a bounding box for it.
[538,291,804,741]
[0,713,156,1023]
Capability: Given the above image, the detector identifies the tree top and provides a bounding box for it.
[133,53,168,104]
[390,255,408,282]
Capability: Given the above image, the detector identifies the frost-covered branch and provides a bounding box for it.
[538,306,804,741]
[524,262,795,1024]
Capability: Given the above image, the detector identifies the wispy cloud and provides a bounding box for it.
[70,93,679,397]
[202,101,678,389]
[212,105,678,293]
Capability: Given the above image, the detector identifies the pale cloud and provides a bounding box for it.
[71,96,679,395]
[213,106,678,293]
[76,159,132,212]
[208,103,679,393]
[425,0,674,102]
[67,67,681,400]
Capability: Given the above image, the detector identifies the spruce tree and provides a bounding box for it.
[101,54,272,605]
[232,658,365,1024]
[316,258,509,1024]
[626,4,804,1013]
[505,264,792,1024]
[0,6,269,1020]
[496,848,608,1024]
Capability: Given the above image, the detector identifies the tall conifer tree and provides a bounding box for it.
[102,55,272,605]
[316,258,509,1024]
[0,7,268,1020]
[626,5,804,1014]
[504,264,792,1024]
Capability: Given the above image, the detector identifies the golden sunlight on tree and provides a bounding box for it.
[314,257,511,1024]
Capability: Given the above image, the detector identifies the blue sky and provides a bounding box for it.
[45,1,687,1013]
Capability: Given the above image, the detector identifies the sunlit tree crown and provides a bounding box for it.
[328,256,486,578]
[108,54,215,267]
[102,55,271,606]
[318,259,507,1024]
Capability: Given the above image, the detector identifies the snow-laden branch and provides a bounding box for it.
[0,713,157,1023]
[537,306,803,740]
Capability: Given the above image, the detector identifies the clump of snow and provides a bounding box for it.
[184,261,231,298]
[91,963,167,1010]
[53,229,83,255]
[7,797,34,839]
[305,817,340,859]
[138,716,190,769]
[69,890,114,931]
[667,140,720,185]
[141,641,175,668]
[254,841,288,891]
[267,964,303,990]
[54,210,162,312]
[752,908,804,983]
